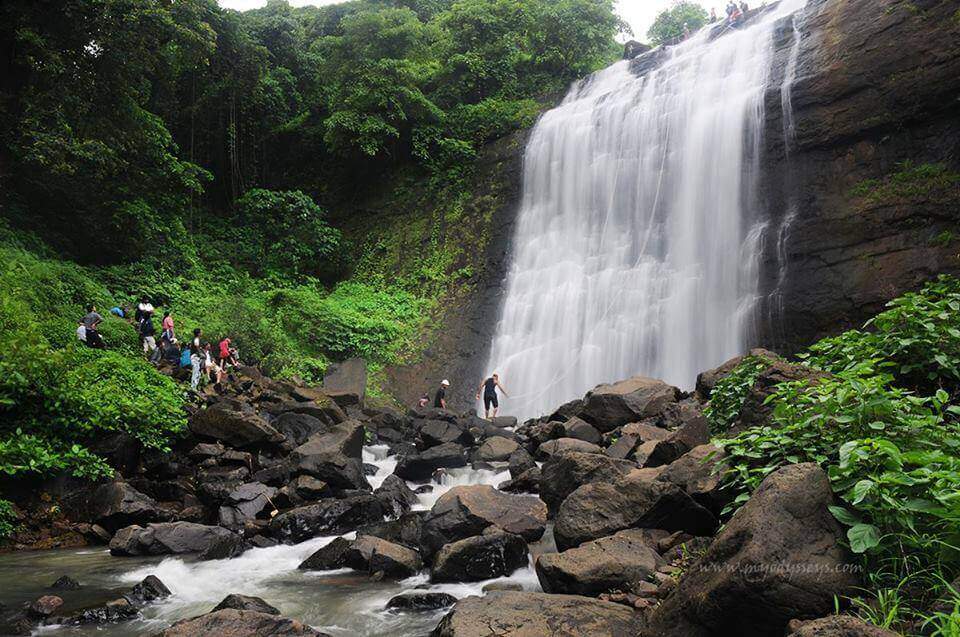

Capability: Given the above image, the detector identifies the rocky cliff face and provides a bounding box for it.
[757,0,960,351]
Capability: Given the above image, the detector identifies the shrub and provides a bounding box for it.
[703,354,771,435]
[0,499,17,541]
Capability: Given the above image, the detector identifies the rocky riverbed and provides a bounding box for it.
[0,358,894,636]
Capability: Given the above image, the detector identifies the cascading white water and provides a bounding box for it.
[485,1,809,420]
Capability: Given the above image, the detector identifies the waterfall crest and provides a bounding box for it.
[485,1,808,420]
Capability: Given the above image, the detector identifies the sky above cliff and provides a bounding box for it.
[216,0,724,42]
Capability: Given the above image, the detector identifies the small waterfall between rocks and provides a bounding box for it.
[485,0,809,420]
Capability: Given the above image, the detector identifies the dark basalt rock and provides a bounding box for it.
[212,594,280,615]
[578,376,680,432]
[431,530,528,583]
[374,474,418,518]
[50,575,81,590]
[342,535,422,578]
[127,575,171,603]
[423,485,546,553]
[386,592,457,612]
[110,522,238,556]
[87,481,169,533]
[394,443,468,481]
[189,403,285,449]
[539,451,635,514]
[268,496,384,543]
[298,537,352,571]
[154,608,330,636]
[198,532,252,561]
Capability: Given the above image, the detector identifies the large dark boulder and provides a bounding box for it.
[127,575,172,603]
[356,512,428,556]
[474,437,519,462]
[268,496,384,543]
[386,592,457,612]
[419,420,472,448]
[431,530,528,582]
[288,422,369,490]
[657,443,729,513]
[87,481,168,532]
[271,412,328,446]
[641,404,711,467]
[110,522,237,556]
[394,443,468,481]
[554,471,717,551]
[322,357,367,408]
[423,486,547,552]
[432,591,644,636]
[218,482,277,530]
[342,535,422,578]
[189,404,285,449]
[154,609,329,636]
[89,433,142,477]
[212,595,280,615]
[579,376,680,432]
[605,421,670,460]
[562,417,602,444]
[539,451,635,514]
[298,537,352,570]
[198,533,252,561]
[508,448,536,479]
[291,421,365,460]
[645,464,860,637]
[374,475,418,518]
[536,529,664,596]
[536,438,601,457]
[785,616,899,637]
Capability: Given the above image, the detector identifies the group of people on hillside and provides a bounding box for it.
[76,297,240,392]
[419,373,510,420]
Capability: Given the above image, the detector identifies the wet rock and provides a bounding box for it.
[419,420,472,448]
[218,482,278,530]
[474,437,519,462]
[394,443,468,481]
[432,591,644,636]
[61,598,138,625]
[298,537,352,570]
[536,529,664,596]
[189,404,285,449]
[423,485,547,552]
[579,376,680,432]
[154,609,329,636]
[268,495,384,543]
[110,522,238,556]
[271,412,328,446]
[386,592,457,612]
[374,475,418,518]
[291,475,329,500]
[87,481,168,532]
[356,513,428,556]
[537,438,602,457]
[498,466,541,494]
[27,595,64,618]
[554,470,717,551]
[785,615,899,637]
[0,604,31,635]
[249,535,278,549]
[288,425,370,491]
[128,575,172,603]
[431,530,528,583]
[507,448,536,479]
[212,594,280,615]
[343,535,423,578]
[539,451,635,514]
[562,417,602,444]
[264,399,346,428]
[50,575,81,590]
[481,581,523,592]
[198,532,252,561]
[646,464,860,637]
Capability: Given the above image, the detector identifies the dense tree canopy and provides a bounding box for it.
[647,1,708,46]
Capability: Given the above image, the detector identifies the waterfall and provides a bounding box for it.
[485,1,809,420]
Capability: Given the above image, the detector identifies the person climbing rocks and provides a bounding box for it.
[434,379,450,409]
[476,373,509,419]
[139,310,159,360]
[204,342,225,386]
[161,311,175,340]
[135,298,154,323]
[710,7,718,22]
[740,1,749,14]
[189,333,203,391]
[418,393,430,408]
[218,337,238,368]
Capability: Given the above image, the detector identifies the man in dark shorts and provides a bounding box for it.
[476,373,509,419]
[434,379,450,409]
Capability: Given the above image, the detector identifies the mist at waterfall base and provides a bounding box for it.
[0,447,545,637]
[485,0,808,421]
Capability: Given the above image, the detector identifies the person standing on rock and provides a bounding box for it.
[434,379,450,409]
[476,373,509,419]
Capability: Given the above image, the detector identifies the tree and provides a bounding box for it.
[647,1,708,46]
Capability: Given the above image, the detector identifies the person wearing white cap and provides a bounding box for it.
[434,379,450,409]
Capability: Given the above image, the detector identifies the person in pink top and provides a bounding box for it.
[161,311,175,338]
[219,337,238,368]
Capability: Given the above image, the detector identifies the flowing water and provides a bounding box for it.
[485,0,809,420]
[0,448,548,637]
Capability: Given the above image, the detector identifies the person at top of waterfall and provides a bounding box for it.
[740,1,749,13]
[434,379,450,409]
[710,7,718,22]
[729,4,743,24]
[726,1,736,16]
[476,373,509,419]
[682,22,691,39]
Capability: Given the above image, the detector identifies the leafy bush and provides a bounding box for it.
[703,354,771,435]
[0,499,17,541]
[648,1,708,45]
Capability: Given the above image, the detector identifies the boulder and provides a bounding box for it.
[474,437,519,462]
[539,451,635,514]
[298,537,352,570]
[342,535,422,578]
[61,598,138,625]
[518,420,565,447]
[554,471,717,551]
[356,513,428,556]
[128,575,172,603]
[263,399,347,427]
[374,474,418,518]
[507,448,536,479]
[695,349,780,399]
[562,417,602,444]
[646,464,860,637]
[394,443,468,481]
[154,609,329,636]
[198,533,252,561]
[212,594,280,615]
[218,482,277,530]
[605,422,671,459]
[733,360,829,433]
[386,592,457,612]
[548,399,586,423]
[579,377,680,432]
[89,432,142,477]
[190,404,285,449]
[291,475,329,501]
[50,575,81,590]
[288,423,369,491]
[27,595,63,618]
[643,404,710,466]
[489,416,517,429]
[535,529,664,596]
[785,616,899,637]
[431,530,528,582]
[657,444,728,513]
[419,420,472,448]
[498,467,541,494]
[110,522,237,556]
[423,486,547,552]
[322,357,367,407]
[268,495,384,543]
[432,591,644,636]
[87,481,167,533]
[271,412,327,446]
[537,438,602,457]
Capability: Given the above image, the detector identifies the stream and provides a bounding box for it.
[0,446,552,636]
